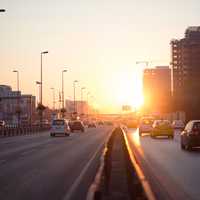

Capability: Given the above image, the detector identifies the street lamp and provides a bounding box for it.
[50,87,55,110]
[40,51,48,125]
[81,87,86,114]
[13,70,20,125]
[62,69,67,116]
[73,80,78,113]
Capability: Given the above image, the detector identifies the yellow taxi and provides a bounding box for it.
[150,120,174,139]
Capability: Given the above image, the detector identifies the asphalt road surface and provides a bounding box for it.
[126,128,200,200]
[0,126,112,200]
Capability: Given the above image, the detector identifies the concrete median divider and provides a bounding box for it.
[86,126,156,200]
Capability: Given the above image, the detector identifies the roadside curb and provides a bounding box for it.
[86,127,115,200]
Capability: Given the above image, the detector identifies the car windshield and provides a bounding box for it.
[142,119,153,125]
[52,120,65,126]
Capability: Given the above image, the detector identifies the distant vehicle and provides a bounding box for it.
[98,121,104,125]
[126,119,138,128]
[181,120,200,150]
[139,117,154,136]
[150,120,174,139]
[105,121,113,126]
[50,119,70,137]
[70,120,85,132]
[88,121,97,128]
[0,120,5,127]
[172,120,185,130]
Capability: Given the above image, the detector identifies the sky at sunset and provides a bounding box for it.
[0,0,199,113]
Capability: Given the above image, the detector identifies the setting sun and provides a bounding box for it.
[102,67,144,112]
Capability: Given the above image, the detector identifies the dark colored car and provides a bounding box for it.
[70,121,85,132]
[98,121,104,125]
[88,122,97,128]
[181,120,200,150]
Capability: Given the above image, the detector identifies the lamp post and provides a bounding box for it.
[81,87,86,115]
[13,70,20,125]
[61,69,67,117]
[50,87,55,110]
[40,51,48,125]
[87,92,90,118]
[36,81,41,104]
[73,80,78,113]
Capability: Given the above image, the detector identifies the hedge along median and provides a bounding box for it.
[87,126,156,200]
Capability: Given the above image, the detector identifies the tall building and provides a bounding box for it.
[0,85,36,124]
[143,66,171,114]
[65,100,89,115]
[171,26,200,120]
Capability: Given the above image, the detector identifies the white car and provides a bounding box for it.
[50,119,70,137]
[172,120,185,130]
[139,118,154,136]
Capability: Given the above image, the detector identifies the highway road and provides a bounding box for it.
[126,128,200,200]
[0,126,112,200]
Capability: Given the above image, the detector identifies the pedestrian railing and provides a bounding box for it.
[0,125,50,137]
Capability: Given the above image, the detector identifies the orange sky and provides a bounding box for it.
[0,0,199,113]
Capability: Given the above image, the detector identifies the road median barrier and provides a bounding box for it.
[87,126,156,200]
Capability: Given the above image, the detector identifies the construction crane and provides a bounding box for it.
[136,60,169,68]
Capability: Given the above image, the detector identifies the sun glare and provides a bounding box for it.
[105,68,144,111]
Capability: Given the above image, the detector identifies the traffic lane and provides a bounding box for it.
[0,126,109,160]
[126,128,200,200]
[0,126,112,200]
[0,126,110,166]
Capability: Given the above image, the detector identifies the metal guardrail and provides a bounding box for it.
[0,125,50,137]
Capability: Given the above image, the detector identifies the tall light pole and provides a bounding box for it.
[36,81,41,104]
[40,51,48,125]
[81,87,86,115]
[62,69,67,117]
[13,70,20,125]
[13,70,19,92]
[73,80,78,113]
[50,87,55,110]
[87,92,90,118]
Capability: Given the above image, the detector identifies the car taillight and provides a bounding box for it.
[189,130,199,136]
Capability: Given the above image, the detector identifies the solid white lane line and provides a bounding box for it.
[62,141,105,200]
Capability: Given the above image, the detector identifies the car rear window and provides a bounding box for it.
[142,119,153,125]
[52,120,65,126]
[193,122,200,131]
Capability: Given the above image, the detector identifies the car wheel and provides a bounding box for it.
[186,144,192,151]
[181,142,185,150]
[169,135,174,139]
